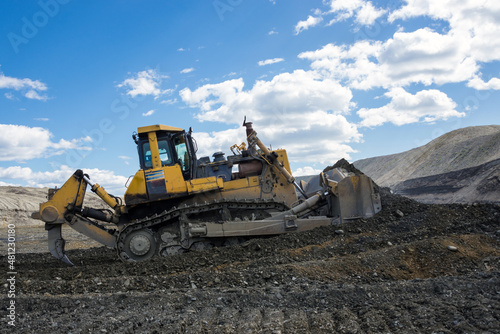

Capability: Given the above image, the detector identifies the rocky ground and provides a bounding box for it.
[392,158,500,204]
[2,189,499,333]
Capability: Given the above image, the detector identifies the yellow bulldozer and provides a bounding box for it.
[33,119,381,265]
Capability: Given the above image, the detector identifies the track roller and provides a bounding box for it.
[120,229,157,262]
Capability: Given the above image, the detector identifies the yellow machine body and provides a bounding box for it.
[123,124,297,215]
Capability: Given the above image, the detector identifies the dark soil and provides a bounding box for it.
[324,158,366,177]
[393,158,500,204]
[4,190,500,333]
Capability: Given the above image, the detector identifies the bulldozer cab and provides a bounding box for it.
[135,124,197,180]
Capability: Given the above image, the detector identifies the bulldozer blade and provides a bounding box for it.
[47,224,74,266]
[337,175,381,220]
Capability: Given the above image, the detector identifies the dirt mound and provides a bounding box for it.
[5,190,500,333]
[323,158,364,176]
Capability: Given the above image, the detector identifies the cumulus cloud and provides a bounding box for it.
[299,28,478,90]
[160,98,177,105]
[180,70,360,164]
[389,0,500,63]
[294,0,385,33]
[357,88,463,127]
[0,71,48,100]
[117,69,169,98]
[467,76,500,90]
[295,15,323,35]
[142,109,155,117]
[0,124,92,162]
[258,58,284,66]
[326,0,386,25]
[0,165,128,194]
[297,0,499,94]
[181,68,195,74]
[293,166,323,176]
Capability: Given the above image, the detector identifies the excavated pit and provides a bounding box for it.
[3,189,500,333]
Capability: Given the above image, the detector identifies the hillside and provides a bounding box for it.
[392,158,500,204]
[354,125,500,203]
[354,125,500,187]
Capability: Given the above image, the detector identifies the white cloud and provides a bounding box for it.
[117,69,168,98]
[295,15,323,35]
[180,70,360,164]
[268,28,278,35]
[299,28,478,90]
[467,76,500,90]
[189,128,241,159]
[118,155,132,165]
[295,0,385,32]
[142,109,155,117]
[326,0,386,25]
[0,124,92,162]
[0,71,48,100]
[181,67,195,74]
[181,70,354,123]
[357,88,463,127]
[34,118,49,121]
[293,166,323,176]
[258,58,284,66]
[0,165,128,194]
[0,180,21,187]
[355,1,386,25]
[24,89,48,101]
[5,92,14,100]
[298,0,500,93]
[160,98,178,105]
[389,0,500,63]
[177,48,186,51]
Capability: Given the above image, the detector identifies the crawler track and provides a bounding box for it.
[117,199,290,261]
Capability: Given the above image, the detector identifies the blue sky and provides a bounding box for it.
[1,0,499,194]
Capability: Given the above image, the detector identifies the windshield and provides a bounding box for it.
[173,135,189,172]
[142,139,172,168]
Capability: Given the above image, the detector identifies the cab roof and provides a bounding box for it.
[137,124,183,134]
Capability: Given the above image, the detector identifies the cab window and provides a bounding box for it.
[143,142,152,168]
[142,139,172,168]
[174,135,189,172]
[158,139,172,165]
